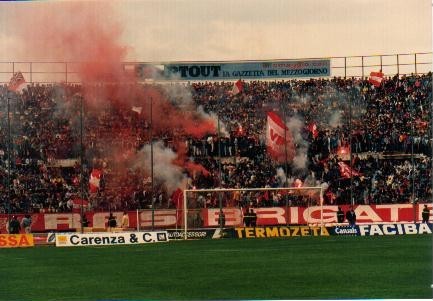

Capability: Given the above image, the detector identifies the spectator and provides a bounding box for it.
[121,212,129,229]
[422,205,430,223]
[21,214,32,233]
[337,207,345,223]
[346,206,356,227]
[81,214,89,228]
[249,209,257,227]
[9,216,21,234]
[107,213,117,231]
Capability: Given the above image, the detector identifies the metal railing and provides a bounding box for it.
[0,52,431,84]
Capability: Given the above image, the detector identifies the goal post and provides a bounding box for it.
[183,186,324,240]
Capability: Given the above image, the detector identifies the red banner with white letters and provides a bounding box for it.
[0,204,430,233]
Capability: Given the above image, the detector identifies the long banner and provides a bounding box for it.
[228,223,432,238]
[55,231,168,247]
[0,204,430,232]
[135,60,331,80]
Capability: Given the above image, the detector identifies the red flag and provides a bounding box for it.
[89,169,102,193]
[338,162,362,178]
[307,123,319,139]
[171,188,184,227]
[8,72,26,92]
[232,79,244,95]
[266,112,295,163]
[171,188,183,209]
[369,71,383,87]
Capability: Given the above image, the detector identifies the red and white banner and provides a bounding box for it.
[8,72,26,92]
[232,79,244,95]
[0,204,430,233]
[89,169,102,193]
[369,71,384,87]
[266,112,294,163]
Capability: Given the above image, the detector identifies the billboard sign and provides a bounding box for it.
[358,223,432,236]
[55,231,169,247]
[0,234,34,248]
[232,226,329,238]
[134,60,331,80]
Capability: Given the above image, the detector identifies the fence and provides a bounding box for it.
[0,52,431,84]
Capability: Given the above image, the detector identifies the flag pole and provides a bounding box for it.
[6,91,11,229]
[80,94,84,234]
[136,209,139,232]
[346,77,354,206]
[282,98,289,225]
[217,109,223,232]
[150,97,155,230]
[410,95,416,222]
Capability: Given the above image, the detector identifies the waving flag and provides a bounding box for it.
[89,169,102,193]
[307,122,319,139]
[171,188,183,209]
[369,71,384,87]
[131,106,142,114]
[266,112,295,163]
[232,79,244,95]
[338,162,362,178]
[171,188,184,227]
[8,72,26,92]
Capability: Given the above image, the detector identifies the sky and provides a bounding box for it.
[0,0,431,62]
[118,0,432,62]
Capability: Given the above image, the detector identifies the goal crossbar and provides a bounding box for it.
[184,186,322,193]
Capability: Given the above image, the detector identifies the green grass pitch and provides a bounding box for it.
[0,235,431,300]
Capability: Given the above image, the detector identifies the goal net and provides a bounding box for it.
[181,186,324,239]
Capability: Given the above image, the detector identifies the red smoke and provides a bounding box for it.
[173,141,210,178]
[11,2,215,191]
[140,87,216,139]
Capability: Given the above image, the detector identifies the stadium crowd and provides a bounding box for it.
[0,72,431,213]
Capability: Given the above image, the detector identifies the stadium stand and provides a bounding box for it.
[0,72,431,213]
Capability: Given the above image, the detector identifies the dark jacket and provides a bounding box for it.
[108,216,117,228]
[337,209,345,223]
[9,218,21,234]
[346,210,356,224]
